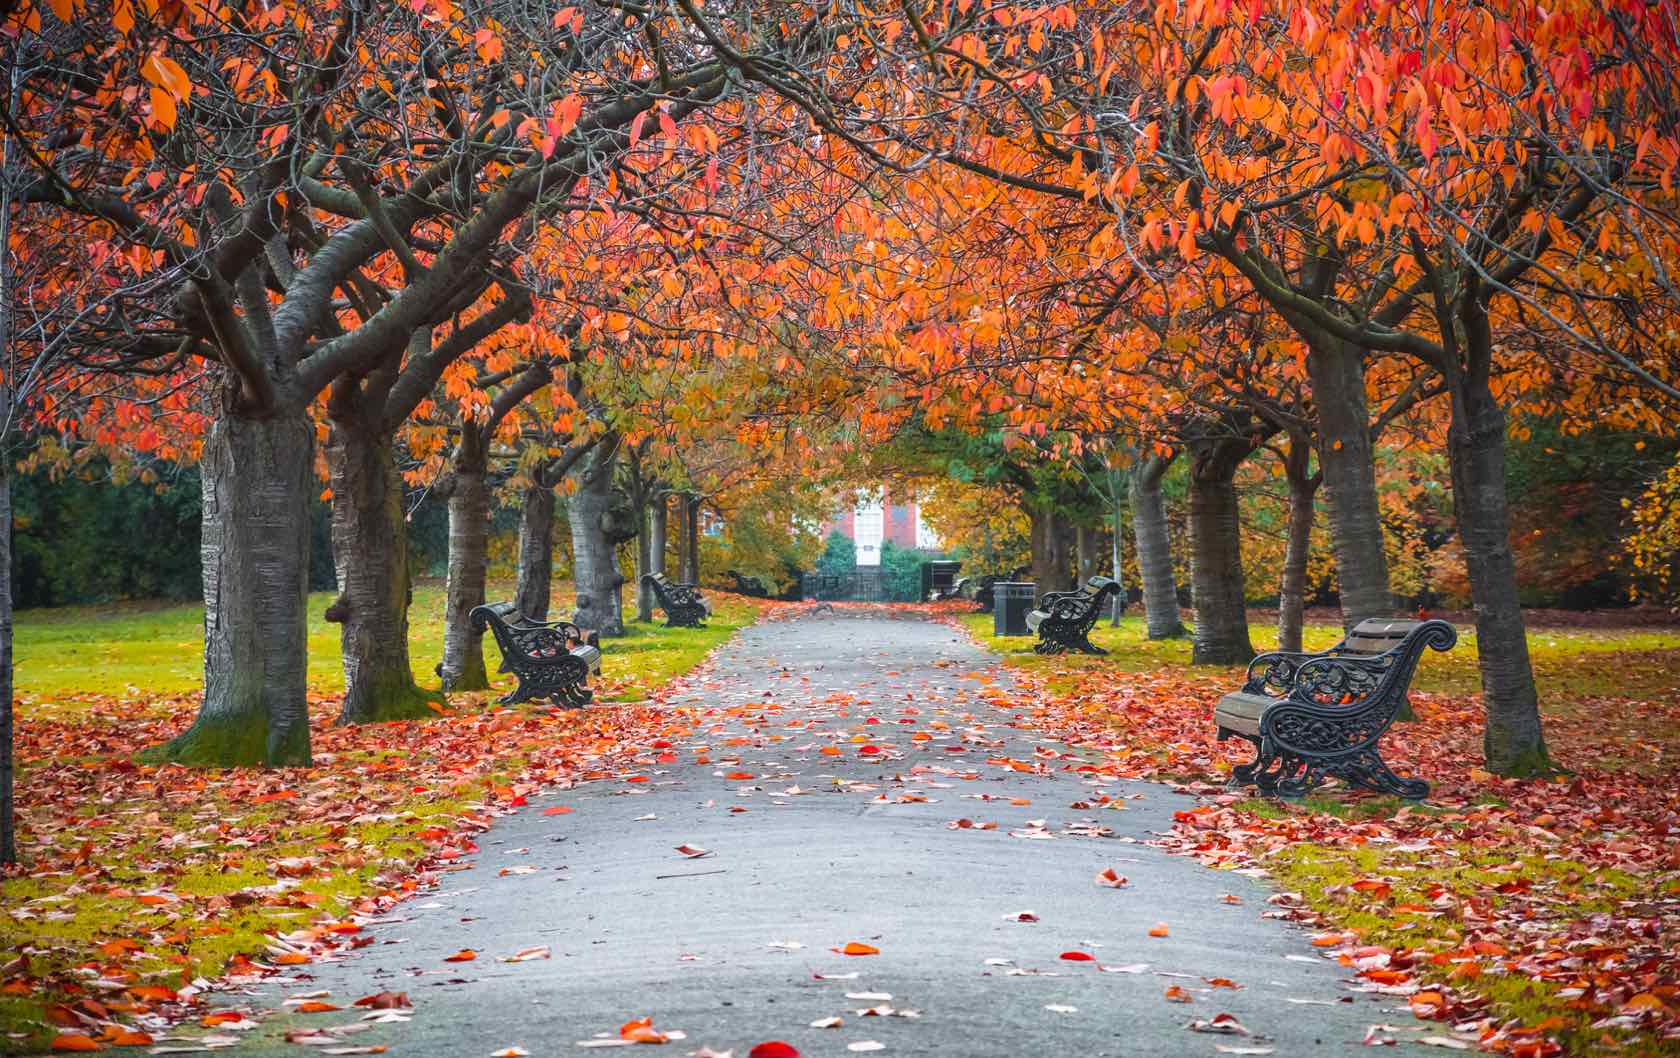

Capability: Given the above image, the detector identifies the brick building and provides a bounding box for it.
[819,491,938,566]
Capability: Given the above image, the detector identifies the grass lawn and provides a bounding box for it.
[963,608,1680,1057]
[2,582,760,1055]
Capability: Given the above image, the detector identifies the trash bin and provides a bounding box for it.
[994,582,1036,636]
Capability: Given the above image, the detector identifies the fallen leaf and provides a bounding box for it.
[747,1043,799,1058]
[1187,1014,1250,1036]
[354,992,411,1009]
[809,1017,843,1029]
[1094,868,1129,888]
[674,845,711,859]
[832,942,879,956]
[1059,951,1095,962]
[1164,985,1192,1003]
[1149,923,1170,937]
[542,806,574,816]
[444,950,478,963]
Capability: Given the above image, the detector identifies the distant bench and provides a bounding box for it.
[471,602,602,708]
[643,572,711,628]
[1214,618,1456,800]
[1025,576,1120,655]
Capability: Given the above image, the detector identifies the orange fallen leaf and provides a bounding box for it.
[1148,923,1170,937]
[294,1001,339,1013]
[50,1036,102,1052]
[109,1031,153,1046]
[443,950,477,962]
[542,806,574,816]
[353,992,411,1009]
[1094,868,1128,888]
[620,1016,669,1044]
[1164,984,1192,1003]
[273,952,309,965]
[832,942,879,956]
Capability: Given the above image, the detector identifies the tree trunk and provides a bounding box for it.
[325,418,436,723]
[1306,339,1394,630]
[1130,455,1185,638]
[1075,524,1099,585]
[1188,437,1256,665]
[1109,479,1126,625]
[637,494,667,622]
[141,412,314,766]
[440,432,492,691]
[514,483,556,621]
[1278,446,1319,655]
[570,445,626,636]
[1449,376,1550,775]
[1029,504,1074,597]
[680,493,702,584]
[1,460,14,864]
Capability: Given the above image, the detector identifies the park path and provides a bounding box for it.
[224,614,1432,1058]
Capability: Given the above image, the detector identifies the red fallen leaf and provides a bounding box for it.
[443,950,477,962]
[541,806,574,816]
[1164,984,1192,1002]
[1351,878,1393,898]
[619,1017,668,1044]
[1060,951,1096,961]
[1094,867,1129,888]
[858,745,882,755]
[50,1035,101,1052]
[201,1013,249,1026]
[725,771,756,780]
[45,1006,82,1028]
[832,942,879,956]
[354,992,411,1009]
[108,1030,153,1045]
[748,1043,801,1058]
[674,845,711,858]
[1205,977,1241,989]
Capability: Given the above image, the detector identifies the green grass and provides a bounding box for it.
[14,580,760,714]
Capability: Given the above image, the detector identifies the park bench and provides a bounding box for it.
[470,602,602,708]
[643,572,711,627]
[1025,576,1121,655]
[1214,618,1457,800]
[933,576,971,602]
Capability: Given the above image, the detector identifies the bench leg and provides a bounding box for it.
[497,678,535,706]
[1335,749,1429,800]
[1072,635,1106,656]
[1222,730,1264,786]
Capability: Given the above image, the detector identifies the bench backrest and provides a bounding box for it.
[1342,618,1425,655]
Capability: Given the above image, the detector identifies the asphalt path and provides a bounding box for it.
[212,613,1436,1058]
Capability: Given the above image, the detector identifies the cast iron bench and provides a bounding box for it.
[643,572,711,627]
[1025,576,1121,655]
[470,602,602,708]
[1215,617,1456,800]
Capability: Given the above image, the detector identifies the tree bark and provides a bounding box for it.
[638,493,667,622]
[514,483,556,621]
[570,443,626,636]
[142,411,314,766]
[439,431,492,691]
[1449,375,1550,775]
[326,415,436,723]
[1029,504,1074,597]
[1109,476,1126,625]
[1278,438,1320,655]
[680,493,702,584]
[1,460,14,864]
[1306,338,1394,629]
[1130,454,1185,638]
[1187,436,1257,665]
[1075,524,1099,585]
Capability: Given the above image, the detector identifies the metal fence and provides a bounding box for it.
[800,569,889,602]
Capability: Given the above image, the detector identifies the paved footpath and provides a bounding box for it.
[225,615,1434,1058]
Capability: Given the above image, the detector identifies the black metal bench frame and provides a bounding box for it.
[1025,577,1120,655]
[470,602,602,708]
[643,573,710,627]
[1218,618,1457,800]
